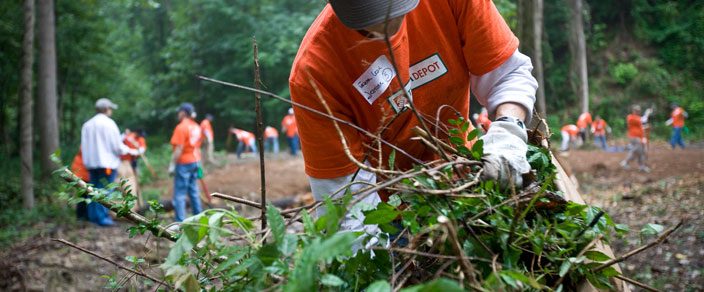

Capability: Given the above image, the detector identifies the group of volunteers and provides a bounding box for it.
[560,103,688,172]
[72,97,300,227]
[229,107,300,158]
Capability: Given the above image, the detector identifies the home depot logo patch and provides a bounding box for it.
[409,53,447,90]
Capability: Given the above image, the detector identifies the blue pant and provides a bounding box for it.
[264,137,279,153]
[670,127,685,149]
[85,168,117,226]
[287,135,300,155]
[173,162,203,222]
[236,138,258,158]
[594,135,607,150]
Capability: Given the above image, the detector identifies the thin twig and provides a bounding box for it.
[253,37,267,231]
[437,216,478,286]
[552,234,603,289]
[53,239,173,289]
[593,220,683,272]
[370,247,494,263]
[615,275,663,292]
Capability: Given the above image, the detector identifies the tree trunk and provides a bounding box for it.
[569,0,589,113]
[517,0,546,117]
[37,0,60,177]
[20,0,36,210]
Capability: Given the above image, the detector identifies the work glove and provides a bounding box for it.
[168,162,176,177]
[479,120,531,189]
[128,148,140,156]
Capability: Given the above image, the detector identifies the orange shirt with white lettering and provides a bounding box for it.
[281,115,298,138]
[289,0,518,179]
[576,112,592,129]
[591,119,608,136]
[264,126,279,138]
[170,119,202,164]
[561,124,580,137]
[120,132,147,161]
[200,119,214,141]
[671,107,685,128]
[627,114,644,139]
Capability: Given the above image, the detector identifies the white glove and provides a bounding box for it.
[128,148,140,156]
[168,162,176,177]
[665,118,673,126]
[479,121,531,188]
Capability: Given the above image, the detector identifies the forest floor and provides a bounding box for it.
[2,142,703,291]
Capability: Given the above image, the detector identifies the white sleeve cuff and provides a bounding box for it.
[470,49,538,124]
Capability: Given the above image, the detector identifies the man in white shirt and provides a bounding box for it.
[80,98,137,226]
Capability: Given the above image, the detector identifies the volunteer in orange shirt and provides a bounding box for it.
[231,128,258,159]
[289,0,537,240]
[118,129,146,211]
[281,108,299,155]
[666,103,687,149]
[200,114,216,164]
[560,124,581,151]
[72,147,91,220]
[621,105,652,172]
[121,129,147,171]
[264,125,279,153]
[591,116,611,150]
[576,112,592,143]
[169,103,203,223]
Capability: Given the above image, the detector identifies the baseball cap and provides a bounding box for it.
[329,0,420,30]
[178,103,195,115]
[95,98,118,111]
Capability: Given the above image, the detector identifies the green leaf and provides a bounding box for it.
[400,278,464,292]
[366,280,391,292]
[449,136,465,145]
[212,250,247,274]
[471,140,484,160]
[301,209,317,236]
[325,196,340,235]
[599,266,621,277]
[267,205,286,244]
[207,212,225,244]
[466,129,479,141]
[461,121,470,133]
[280,234,298,256]
[387,194,402,208]
[388,150,396,171]
[448,128,462,136]
[614,223,629,235]
[364,203,400,225]
[321,274,345,287]
[317,232,356,260]
[558,260,571,277]
[584,250,611,262]
[256,244,281,266]
[641,223,664,235]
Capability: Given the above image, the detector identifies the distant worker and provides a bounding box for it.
[231,128,258,159]
[591,116,611,150]
[71,147,91,220]
[81,98,138,226]
[281,108,299,155]
[560,124,582,151]
[621,105,652,172]
[118,129,146,211]
[666,103,687,149]
[169,103,203,223]
[264,126,280,153]
[200,114,216,164]
[473,107,492,133]
[576,112,592,143]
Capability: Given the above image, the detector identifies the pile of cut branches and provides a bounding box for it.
[54,112,681,292]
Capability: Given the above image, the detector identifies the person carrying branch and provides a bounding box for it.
[621,105,652,172]
[169,103,203,224]
[289,0,537,243]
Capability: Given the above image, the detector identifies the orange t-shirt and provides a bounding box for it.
[477,112,492,131]
[120,132,147,161]
[281,115,298,138]
[561,124,580,137]
[264,126,279,138]
[671,107,685,128]
[71,149,91,182]
[627,114,644,139]
[591,119,608,136]
[576,112,592,129]
[232,129,255,146]
[200,119,214,141]
[289,0,518,179]
[170,119,202,164]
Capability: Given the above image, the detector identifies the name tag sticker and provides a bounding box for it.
[387,81,413,113]
[353,55,396,105]
[409,53,447,90]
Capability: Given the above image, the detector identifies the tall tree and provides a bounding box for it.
[517,0,546,116]
[20,0,35,209]
[568,0,589,113]
[37,0,59,176]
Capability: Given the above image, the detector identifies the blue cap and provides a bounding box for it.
[178,103,195,115]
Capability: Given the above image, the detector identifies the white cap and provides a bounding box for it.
[288,108,294,115]
[95,98,118,111]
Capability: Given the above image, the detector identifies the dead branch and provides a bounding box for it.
[253,37,267,230]
[53,239,173,289]
[437,215,478,286]
[593,220,683,272]
[59,168,177,241]
[615,275,663,292]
